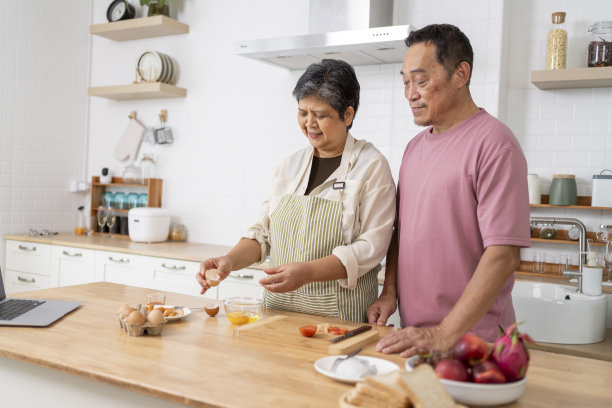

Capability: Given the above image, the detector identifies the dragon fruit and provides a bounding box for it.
[490,322,535,382]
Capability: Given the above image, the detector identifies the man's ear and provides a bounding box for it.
[454,61,471,88]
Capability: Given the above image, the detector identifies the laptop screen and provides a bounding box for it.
[0,269,6,300]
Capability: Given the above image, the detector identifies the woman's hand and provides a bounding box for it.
[375,325,455,358]
[259,262,312,293]
[197,256,234,295]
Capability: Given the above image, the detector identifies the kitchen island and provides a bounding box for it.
[1,283,611,407]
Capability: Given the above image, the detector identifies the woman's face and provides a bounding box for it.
[297,95,354,158]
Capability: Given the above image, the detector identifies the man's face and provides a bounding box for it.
[401,42,457,130]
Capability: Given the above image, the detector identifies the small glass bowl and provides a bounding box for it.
[223,297,263,326]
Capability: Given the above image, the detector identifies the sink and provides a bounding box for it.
[511,281,607,344]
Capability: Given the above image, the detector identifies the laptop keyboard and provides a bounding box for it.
[0,299,46,321]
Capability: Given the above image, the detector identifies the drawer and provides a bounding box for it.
[149,258,217,299]
[95,250,152,288]
[4,270,54,295]
[52,246,97,287]
[5,240,52,276]
[218,268,266,299]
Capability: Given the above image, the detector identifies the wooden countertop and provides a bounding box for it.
[1,283,611,408]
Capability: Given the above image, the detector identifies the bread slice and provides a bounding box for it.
[345,384,404,408]
[365,371,411,406]
[397,364,456,408]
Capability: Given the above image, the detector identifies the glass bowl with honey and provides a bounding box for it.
[223,297,263,326]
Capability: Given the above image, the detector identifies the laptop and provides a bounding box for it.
[0,269,81,326]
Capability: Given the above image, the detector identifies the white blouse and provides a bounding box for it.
[243,134,396,289]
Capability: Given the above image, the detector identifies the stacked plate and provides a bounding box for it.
[137,50,177,84]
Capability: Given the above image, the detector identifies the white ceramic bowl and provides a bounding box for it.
[405,356,527,407]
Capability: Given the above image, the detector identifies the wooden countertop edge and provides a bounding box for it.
[530,342,612,362]
[0,348,214,408]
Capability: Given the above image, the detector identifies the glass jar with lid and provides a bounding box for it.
[546,12,568,69]
[588,21,612,67]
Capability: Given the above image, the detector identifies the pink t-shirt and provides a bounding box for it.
[396,109,531,341]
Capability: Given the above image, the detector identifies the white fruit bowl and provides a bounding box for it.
[405,356,527,406]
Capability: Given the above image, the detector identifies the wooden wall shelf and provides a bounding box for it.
[530,195,612,210]
[88,83,187,100]
[531,67,612,90]
[90,15,189,41]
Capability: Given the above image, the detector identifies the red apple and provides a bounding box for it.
[472,360,506,383]
[453,333,489,366]
[434,358,469,382]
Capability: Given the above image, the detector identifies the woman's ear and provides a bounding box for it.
[343,106,355,127]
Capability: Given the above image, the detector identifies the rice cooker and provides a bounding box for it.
[128,208,170,242]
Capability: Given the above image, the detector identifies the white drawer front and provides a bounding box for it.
[96,251,152,288]
[4,270,53,294]
[149,258,217,299]
[5,240,51,276]
[218,268,265,299]
[52,246,97,287]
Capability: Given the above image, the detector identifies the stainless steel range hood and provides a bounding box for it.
[235,0,411,70]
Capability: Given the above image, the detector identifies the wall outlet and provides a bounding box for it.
[70,180,90,193]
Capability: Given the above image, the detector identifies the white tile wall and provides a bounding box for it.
[0,0,91,273]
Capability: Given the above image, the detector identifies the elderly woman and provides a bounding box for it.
[196,59,395,322]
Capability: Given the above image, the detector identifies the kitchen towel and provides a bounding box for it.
[114,119,145,162]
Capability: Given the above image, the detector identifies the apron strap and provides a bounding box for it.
[331,134,355,201]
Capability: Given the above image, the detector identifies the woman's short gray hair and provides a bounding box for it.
[292,59,360,130]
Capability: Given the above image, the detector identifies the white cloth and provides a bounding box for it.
[114,119,144,161]
[243,134,396,289]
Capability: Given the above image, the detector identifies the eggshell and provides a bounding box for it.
[147,309,164,325]
[205,269,220,287]
[118,304,135,317]
[205,304,219,317]
[126,310,145,325]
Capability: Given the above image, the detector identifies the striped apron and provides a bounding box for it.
[263,138,379,322]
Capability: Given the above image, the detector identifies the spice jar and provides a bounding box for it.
[539,224,557,239]
[546,12,567,69]
[588,21,612,67]
[168,224,187,241]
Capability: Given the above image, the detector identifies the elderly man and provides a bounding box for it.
[368,24,530,356]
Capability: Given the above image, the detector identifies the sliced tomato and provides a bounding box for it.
[328,326,348,335]
[298,325,317,337]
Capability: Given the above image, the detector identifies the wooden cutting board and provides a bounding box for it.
[233,315,379,355]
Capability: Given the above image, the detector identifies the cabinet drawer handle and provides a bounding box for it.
[18,245,36,252]
[161,263,186,271]
[230,273,254,280]
[62,250,82,257]
[17,276,36,283]
[108,256,130,264]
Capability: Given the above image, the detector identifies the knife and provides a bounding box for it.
[330,325,372,344]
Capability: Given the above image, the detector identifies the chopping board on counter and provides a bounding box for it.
[233,315,379,355]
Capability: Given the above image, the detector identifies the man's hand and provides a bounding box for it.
[259,262,312,293]
[367,293,397,327]
[375,325,456,358]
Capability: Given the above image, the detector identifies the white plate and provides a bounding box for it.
[405,356,527,406]
[314,355,399,384]
[154,304,192,321]
[137,50,163,82]
[159,52,171,83]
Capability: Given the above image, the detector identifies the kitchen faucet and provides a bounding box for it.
[530,217,587,293]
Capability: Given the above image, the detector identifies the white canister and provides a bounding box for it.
[582,266,603,296]
[527,174,541,205]
[591,170,612,207]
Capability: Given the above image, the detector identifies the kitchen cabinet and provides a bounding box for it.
[90,176,162,239]
[148,256,217,299]
[531,66,612,90]
[217,268,266,299]
[95,250,153,288]
[51,246,97,287]
[4,240,53,294]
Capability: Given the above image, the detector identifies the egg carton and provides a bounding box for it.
[117,304,167,336]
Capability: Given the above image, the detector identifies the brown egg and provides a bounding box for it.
[126,310,145,325]
[205,269,220,287]
[118,305,136,319]
[205,303,219,317]
[147,309,164,325]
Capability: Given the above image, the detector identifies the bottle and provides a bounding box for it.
[546,12,568,69]
[588,21,612,67]
[75,206,86,236]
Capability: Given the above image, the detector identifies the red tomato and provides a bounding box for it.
[328,326,348,335]
[298,325,317,337]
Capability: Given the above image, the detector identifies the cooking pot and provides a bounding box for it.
[128,208,170,242]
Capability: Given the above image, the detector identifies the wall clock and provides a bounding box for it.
[107,0,135,22]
